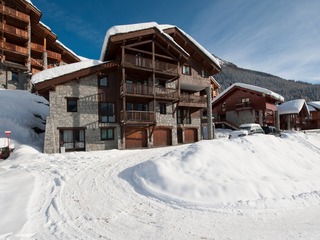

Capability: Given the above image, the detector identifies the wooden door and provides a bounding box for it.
[125,128,147,148]
[153,128,172,146]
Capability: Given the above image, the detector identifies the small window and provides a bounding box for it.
[101,128,114,140]
[12,72,19,81]
[201,70,208,78]
[99,76,108,87]
[66,98,78,112]
[182,65,191,75]
[222,102,226,112]
[159,103,167,114]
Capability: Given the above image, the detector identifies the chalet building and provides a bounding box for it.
[277,99,310,130]
[211,83,284,129]
[32,22,221,153]
[307,101,320,129]
[0,0,80,90]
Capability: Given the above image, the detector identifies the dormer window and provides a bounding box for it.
[182,65,191,75]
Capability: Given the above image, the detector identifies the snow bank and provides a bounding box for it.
[0,90,48,150]
[134,132,320,208]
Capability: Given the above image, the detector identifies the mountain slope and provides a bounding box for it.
[214,58,320,101]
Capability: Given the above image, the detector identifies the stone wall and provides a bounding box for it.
[44,75,120,153]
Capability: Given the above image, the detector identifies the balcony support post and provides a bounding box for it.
[27,20,31,72]
[206,86,213,140]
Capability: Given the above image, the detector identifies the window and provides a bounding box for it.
[101,128,114,140]
[12,72,19,81]
[222,102,226,112]
[201,70,208,78]
[100,103,115,123]
[241,98,250,107]
[66,98,78,112]
[99,76,108,87]
[177,108,191,124]
[59,128,85,151]
[159,103,166,114]
[182,65,191,75]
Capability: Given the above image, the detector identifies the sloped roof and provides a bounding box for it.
[277,99,310,115]
[212,82,284,104]
[307,101,320,111]
[100,22,221,69]
[32,60,118,93]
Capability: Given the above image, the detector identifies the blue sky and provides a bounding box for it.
[31,0,320,84]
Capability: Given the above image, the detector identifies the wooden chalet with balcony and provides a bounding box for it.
[33,22,221,153]
[0,0,80,90]
[211,83,284,129]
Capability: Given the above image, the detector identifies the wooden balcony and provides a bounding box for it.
[121,82,179,100]
[121,110,156,124]
[2,42,28,55]
[0,4,30,22]
[123,54,178,75]
[1,24,28,39]
[31,58,43,68]
[31,42,44,52]
[236,102,252,110]
[125,82,153,96]
[155,86,178,100]
[180,94,205,103]
[47,50,61,60]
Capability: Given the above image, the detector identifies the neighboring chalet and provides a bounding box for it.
[0,0,80,90]
[211,83,284,129]
[277,99,310,130]
[32,22,221,153]
[307,101,320,129]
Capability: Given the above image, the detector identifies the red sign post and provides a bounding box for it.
[5,131,11,150]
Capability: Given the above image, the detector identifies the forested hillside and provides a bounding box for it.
[214,59,320,101]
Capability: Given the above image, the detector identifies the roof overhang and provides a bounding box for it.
[34,61,119,94]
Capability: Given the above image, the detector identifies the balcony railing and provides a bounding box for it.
[236,102,252,110]
[125,82,153,96]
[155,86,178,99]
[2,42,28,55]
[0,4,30,22]
[179,94,207,104]
[31,58,43,68]
[121,110,155,123]
[124,54,178,75]
[47,50,61,60]
[1,24,28,39]
[120,83,178,99]
[31,42,44,52]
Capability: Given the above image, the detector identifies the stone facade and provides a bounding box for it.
[44,75,120,153]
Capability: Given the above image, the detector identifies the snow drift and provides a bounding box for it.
[134,132,320,208]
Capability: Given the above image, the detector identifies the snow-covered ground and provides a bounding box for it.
[1,89,320,239]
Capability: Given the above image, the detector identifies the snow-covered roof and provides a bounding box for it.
[100,22,221,68]
[277,99,310,115]
[31,59,103,85]
[212,83,284,104]
[307,101,320,111]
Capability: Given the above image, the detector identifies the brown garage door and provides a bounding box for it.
[153,128,172,147]
[184,128,198,143]
[125,128,147,149]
